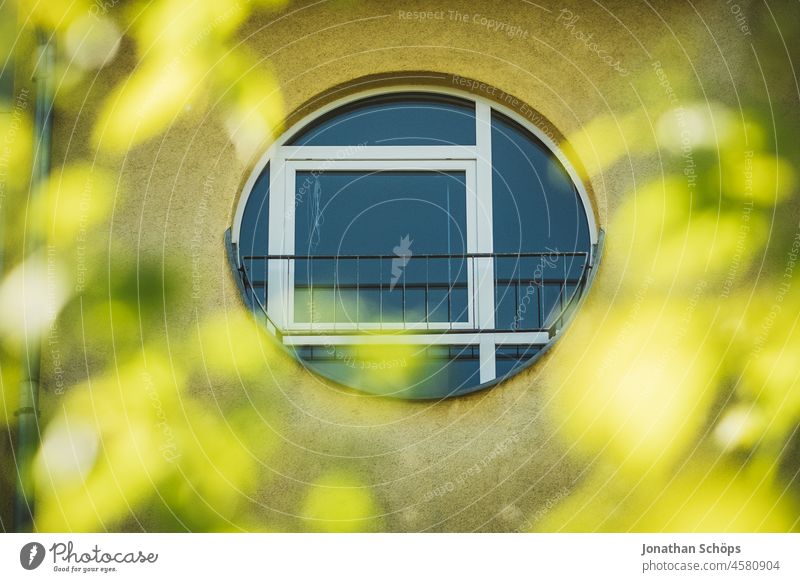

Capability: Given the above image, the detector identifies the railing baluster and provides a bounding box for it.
[447,258,452,330]
[491,257,497,329]
[402,263,406,328]
[538,269,544,332]
[334,257,339,330]
[425,255,430,329]
[513,259,520,330]
[308,258,313,330]
[560,257,567,331]
[356,256,360,330]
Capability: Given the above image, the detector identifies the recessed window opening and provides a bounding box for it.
[230,88,599,399]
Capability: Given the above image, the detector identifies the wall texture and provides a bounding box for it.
[39,0,762,531]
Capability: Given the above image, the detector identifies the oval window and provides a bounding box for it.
[229,89,599,399]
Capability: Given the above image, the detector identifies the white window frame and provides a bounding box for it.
[282,159,477,333]
[232,86,599,385]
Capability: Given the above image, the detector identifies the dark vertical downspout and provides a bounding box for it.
[13,28,54,533]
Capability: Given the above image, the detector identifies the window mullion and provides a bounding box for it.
[475,102,496,383]
[267,152,289,329]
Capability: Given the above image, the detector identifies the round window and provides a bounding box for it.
[229,88,599,399]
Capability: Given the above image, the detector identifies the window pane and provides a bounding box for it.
[293,344,481,398]
[294,170,468,324]
[239,164,269,307]
[288,93,476,146]
[491,112,590,254]
[491,112,592,331]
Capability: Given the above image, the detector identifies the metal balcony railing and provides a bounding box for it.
[238,251,592,340]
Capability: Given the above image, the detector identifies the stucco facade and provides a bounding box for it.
[25,0,775,532]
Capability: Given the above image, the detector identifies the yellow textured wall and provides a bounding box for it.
[43,0,757,531]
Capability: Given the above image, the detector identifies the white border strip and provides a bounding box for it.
[282,331,548,346]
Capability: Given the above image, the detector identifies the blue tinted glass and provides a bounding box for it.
[294,171,468,324]
[491,112,591,331]
[493,253,589,331]
[288,93,476,146]
[239,165,269,307]
[234,99,598,399]
[495,345,541,378]
[295,170,467,254]
[491,112,590,253]
[294,344,481,399]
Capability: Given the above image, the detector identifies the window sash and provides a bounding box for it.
[281,145,478,161]
[269,159,479,332]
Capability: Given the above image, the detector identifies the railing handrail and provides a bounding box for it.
[238,250,592,340]
[242,251,589,261]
